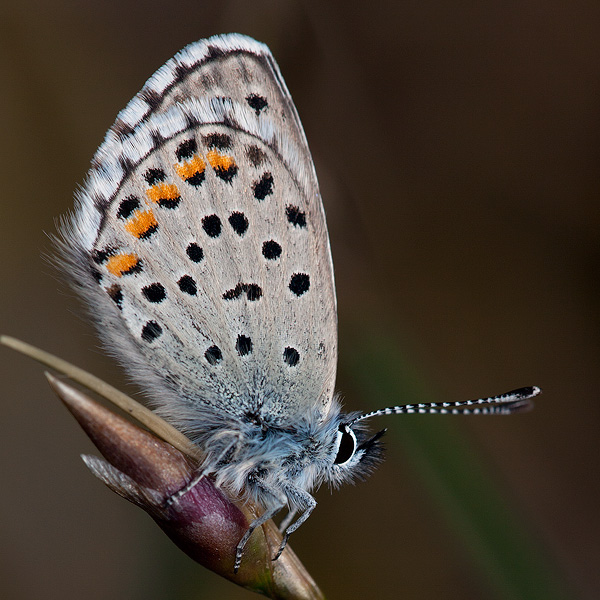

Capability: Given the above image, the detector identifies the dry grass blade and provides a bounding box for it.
[0,334,199,459]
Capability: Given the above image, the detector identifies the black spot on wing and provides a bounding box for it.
[213,162,238,183]
[117,195,140,219]
[262,240,282,260]
[186,171,205,187]
[120,258,143,276]
[205,345,222,365]
[142,321,162,342]
[223,283,262,302]
[246,144,267,167]
[143,168,166,185]
[286,205,306,228]
[178,275,197,295]
[228,211,248,236]
[283,347,300,366]
[246,93,268,115]
[202,214,222,238]
[142,283,166,303]
[289,273,310,296]
[236,334,253,356]
[92,247,115,264]
[176,138,197,161]
[205,133,232,150]
[186,243,204,263]
[253,172,273,200]
[106,284,123,309]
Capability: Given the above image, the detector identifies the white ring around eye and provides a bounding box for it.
[346,426,357,448]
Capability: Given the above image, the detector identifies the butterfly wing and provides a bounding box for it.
[60,34,338,434]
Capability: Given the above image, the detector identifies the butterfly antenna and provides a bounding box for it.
[349,386,541,426]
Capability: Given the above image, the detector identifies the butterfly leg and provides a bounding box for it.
[235,501,286,573]
[166,435,240,506]
[165,469,209,507]
[273,487,317,561]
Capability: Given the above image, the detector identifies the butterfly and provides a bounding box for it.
[58,33,539,572]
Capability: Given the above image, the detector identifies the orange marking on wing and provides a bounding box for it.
[207,149,236,171]
[106,253,140,277]
[146,183,180,203]
[124,209,158,238]
[174,154,206,180]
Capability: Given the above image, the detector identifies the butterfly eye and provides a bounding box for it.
[334,425,357,465]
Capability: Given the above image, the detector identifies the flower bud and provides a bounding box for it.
[46,373,323,600]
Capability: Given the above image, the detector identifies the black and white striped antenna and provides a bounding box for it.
[348,386,541,426]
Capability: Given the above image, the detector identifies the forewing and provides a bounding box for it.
[61,34,338,431]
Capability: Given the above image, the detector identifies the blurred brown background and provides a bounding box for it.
[1,2,598,599]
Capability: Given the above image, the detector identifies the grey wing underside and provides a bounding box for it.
[62,34,338,431]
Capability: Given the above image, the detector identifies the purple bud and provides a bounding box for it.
[46,373,323,599]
